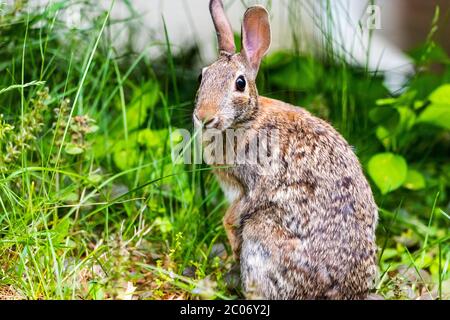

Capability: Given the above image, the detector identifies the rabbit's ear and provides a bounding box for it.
[241,5,271,74]
[210,0,236,55]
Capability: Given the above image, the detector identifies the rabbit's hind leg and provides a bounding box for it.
[240,236,284,299]
[240,212,308,300]
[240,210,335,300]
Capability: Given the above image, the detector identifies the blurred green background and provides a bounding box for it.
[0,0,449,300]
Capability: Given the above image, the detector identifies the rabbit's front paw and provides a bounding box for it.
[224,221,241,260]
[223,211,241,260]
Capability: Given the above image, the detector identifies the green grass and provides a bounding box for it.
[0,0,449,300]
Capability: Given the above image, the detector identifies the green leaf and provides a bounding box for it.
[429,84,450,105]
[265,51,294,68]
[268,55,322,91]
[60,192,79,203]
[92,134,113,159]
[125,81,160,131]
[126,101,148,131]
[369,107,400,131]
[88,281,105,300]
[137,128,167,149]
[376,98,397,106]
[395,106,416,132]
[113,140,139,171]
[403,169,426,191]
[379,248,398,262]
[368,153,408,194]
[418,103,450,130]
[154,217,173,234]
[88,174,103,185]
[417,77,450,131]
[375,126,391,149]
[131,81,159,109]
[413,100,425,110]
[65,143,84,155]
[53,217,71,244]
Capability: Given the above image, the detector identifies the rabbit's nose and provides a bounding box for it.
[195,108,218,128]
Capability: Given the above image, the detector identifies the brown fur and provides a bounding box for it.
[194,1,378,300]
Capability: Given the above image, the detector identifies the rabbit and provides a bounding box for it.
[193,0,378,300]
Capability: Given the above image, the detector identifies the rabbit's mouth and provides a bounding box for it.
[193,113,234,132]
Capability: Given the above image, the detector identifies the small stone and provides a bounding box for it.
[182,266,196,278]
[224,264,241,290]
[209,243,227,259]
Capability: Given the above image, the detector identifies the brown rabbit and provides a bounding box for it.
[193,0,378,300]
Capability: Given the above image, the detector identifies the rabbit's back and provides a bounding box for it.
[236,97,378,299]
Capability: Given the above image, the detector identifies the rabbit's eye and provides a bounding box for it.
[236,75,246,92]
